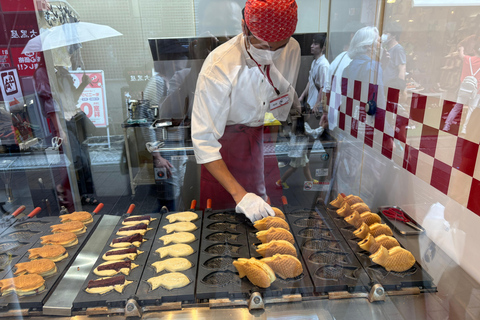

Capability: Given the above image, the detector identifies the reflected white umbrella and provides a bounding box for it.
[22,22,122,54]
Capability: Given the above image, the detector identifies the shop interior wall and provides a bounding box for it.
[65,0,328,138]
[328,0,480,284]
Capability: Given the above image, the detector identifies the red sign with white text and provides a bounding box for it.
[2,12,39,46]
[70,70,108,128]
[0,48,12,69]
[10,47,41,77]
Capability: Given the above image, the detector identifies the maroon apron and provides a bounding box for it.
[200,125,265,210]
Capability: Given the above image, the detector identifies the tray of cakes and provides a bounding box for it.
[135,202,202,306]
[0,205,103,310]
[325,194,435,291]
[72,207,159,310]
[281,198,370,294]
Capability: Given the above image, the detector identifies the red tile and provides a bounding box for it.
[351,118,358,138]
[467,178,480,217]
[365,124,374,147]
[339,112,345,130]
[359,102,366,122]
[342,77,348,96]
[440,100,461,135]
[346,97,353,117]
[403,144,419,174]
[354,80,361,101]
[453,137,478,177]
[410,93,427,123]
[382,133,394,159]
[386,87,400,114]
[419,125,439,158]
[375,108,385,132]
[430,159,451,195]
[394,114,409,143]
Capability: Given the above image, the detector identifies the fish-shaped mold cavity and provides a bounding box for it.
[204,243,242,255]
[14,221,48,229]
[293,218,324,228]
[201,271,241,286]
[206,222,238,232]
[309,251,349,265]
[207,212,244,222]
[203,256,236,271]
[315,265,358,281]
[0,253,15,269]
[302,239,342,252]
[298,228,333,239]
[4,231,39,241]
[290,209,318,217]
[205,232,240,242]
[0,241,25,254]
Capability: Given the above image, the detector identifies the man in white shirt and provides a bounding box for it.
[192,0,300,222]
[299,34,329,116]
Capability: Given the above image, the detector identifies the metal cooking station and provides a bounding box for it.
[0,200,461,319]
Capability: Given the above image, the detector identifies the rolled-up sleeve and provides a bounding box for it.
[191,72,231,164]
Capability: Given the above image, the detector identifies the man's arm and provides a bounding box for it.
[203,159,247,204]
[398,63,406,80]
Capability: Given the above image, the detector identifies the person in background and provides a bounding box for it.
[299,34,329,116]
[324,22,364,130]
[381,22,406,89]
[443,43,480,134]
[276,111,327,189]
[192,0,300,222]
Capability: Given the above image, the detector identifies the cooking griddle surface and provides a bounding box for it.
[136,211,202,306]
[0,215,102,311]
[324,204,435,291]
[196,209,249,300]
[283,206,370,293]
[72,214,160,310]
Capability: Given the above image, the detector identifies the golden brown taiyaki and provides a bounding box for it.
[358,234,400,253]
[345,211,381,228]
[370,246,416,272]
[329,193,345,208]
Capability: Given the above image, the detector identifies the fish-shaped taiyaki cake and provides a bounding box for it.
[343,195,364,206]
[116,223,152,236]
[261,254,303,279]
[110,234,145,248]
[94,260,139,276]
[156,244,194,258]
[151,258,192,273]
[336,202,352,217]
[122,215,157,226]
[358,234,400,253]
[368,223,393,238]
[147,272,190,290]
[103,247,143,261]
[256,240,297,258]
[256,227,295,244]
[350,202,370,214]
[163,222,197,233]
[370,246,416,272]
[85,275,132,294]
[254,217,290,231]
[159,232,196,245]
[329,193,345,208]
[166,211,198,223]
[345,211,381,228]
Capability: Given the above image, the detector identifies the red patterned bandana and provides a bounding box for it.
[245,0,298,43]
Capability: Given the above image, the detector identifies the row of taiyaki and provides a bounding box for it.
[1,211,97,297]
[233,208,304,288]
[330,194,416,272]
[146,211,199,291]
[85,215,157,295]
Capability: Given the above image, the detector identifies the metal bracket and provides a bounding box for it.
[368,284,386,302]
[248,292,264,310]
[125,298,142,317]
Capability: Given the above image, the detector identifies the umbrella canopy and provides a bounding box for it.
[22,22,122,54]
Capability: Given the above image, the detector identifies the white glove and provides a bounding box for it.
[235,193,275,223]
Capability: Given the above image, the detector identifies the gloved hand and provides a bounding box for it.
[235,193,275,223]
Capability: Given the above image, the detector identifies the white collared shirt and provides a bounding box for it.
[192,33,300,164]
[306,54,329,109]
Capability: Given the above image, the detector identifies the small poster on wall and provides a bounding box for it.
[0,68,24,111]
[70,70,108,128]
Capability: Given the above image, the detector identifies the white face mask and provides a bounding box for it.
[247,37,284,65]
[381,34,390,44]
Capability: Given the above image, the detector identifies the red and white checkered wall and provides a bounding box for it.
[331,77,480,217]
